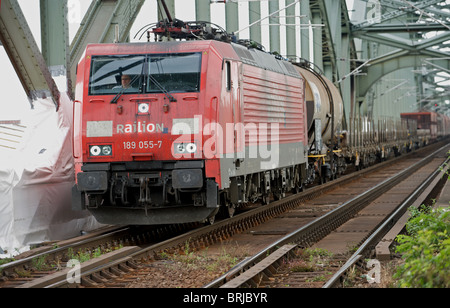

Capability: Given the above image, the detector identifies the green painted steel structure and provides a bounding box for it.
[0,0,448,120]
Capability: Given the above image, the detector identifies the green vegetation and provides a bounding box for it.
[0,258,14,266]
[286,248,334,273]
[67,245,122,264]
[160,242,240,274]
[68,247,103,263]
[394,205,450,288]
[32,254,51,270]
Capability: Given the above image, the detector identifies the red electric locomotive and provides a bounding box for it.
[72,25,309,224]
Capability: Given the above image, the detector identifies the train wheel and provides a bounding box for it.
[292,183,303,194]
[205,208,219,225]
[207,215,215,225]
[121,181,129,205]
[109,180,116,205]
[227,203,236,218]
[331,160,338,180]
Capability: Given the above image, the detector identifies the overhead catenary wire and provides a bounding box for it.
[234,0,301,34]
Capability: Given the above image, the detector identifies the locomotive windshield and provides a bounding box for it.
[88,52,201,96]
[147,53,201,93]
[89,55,145,95]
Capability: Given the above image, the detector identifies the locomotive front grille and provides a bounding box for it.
[74,160,217,211]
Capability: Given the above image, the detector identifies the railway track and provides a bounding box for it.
[1,142,448,288]
[207,144,450,288]
[0,223,200,287]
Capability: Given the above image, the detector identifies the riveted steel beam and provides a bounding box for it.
[40,0,71,99]
[196,0,211,22]
[354,29,450,101]
[300,0,310,60]
[354,29,450,55]
[268,0,280,53]
[352,0,443,31]
[353,23,450,33]
[358,50,450,98]
[69,0,144,93]
[225,0,239,37]
[285,0,296,59]
[351,0,450,116]
[248,0,261,45]
[40,0,68,71]
[159,0,174,21]
[0,0,59,108]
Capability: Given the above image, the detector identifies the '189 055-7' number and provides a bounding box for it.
[123,141,162,150]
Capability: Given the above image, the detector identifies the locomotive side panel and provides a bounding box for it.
[242,65,306,145]
[218,57,307,189]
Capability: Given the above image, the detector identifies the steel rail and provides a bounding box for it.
[0,156,391,288]
[204,144,449,288]
[8,144,445,288]
[34,149,414,288]
[0,226,130,277]
[38,145,447,289]
[129,143,424,262]
[322,154,450,288]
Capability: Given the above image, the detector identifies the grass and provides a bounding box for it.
[285,248,334,273]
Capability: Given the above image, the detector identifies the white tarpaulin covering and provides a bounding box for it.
[0,91,101,257]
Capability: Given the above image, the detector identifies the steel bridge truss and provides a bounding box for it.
[352,0,450,114]
[0,0,448,117]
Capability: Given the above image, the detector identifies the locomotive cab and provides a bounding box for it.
[72,41,226,224]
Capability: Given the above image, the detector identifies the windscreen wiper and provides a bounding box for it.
[110,87,127,104]
[148,74,177,102]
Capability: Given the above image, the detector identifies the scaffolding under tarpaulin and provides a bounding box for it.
[0,92,102,258]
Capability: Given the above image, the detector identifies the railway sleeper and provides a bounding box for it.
[81,276,98,288]
[90,273,108,284]
[99,269,119,280]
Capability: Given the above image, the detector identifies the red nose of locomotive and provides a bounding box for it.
[72,42,222,225]
[79,50,204,163]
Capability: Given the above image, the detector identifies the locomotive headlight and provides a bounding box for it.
[90,145,113,157]
[186,143,197,153]
[174,142,197,154]
[90,145,101,156]
[138,103,149,114]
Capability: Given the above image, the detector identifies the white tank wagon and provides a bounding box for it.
[293,66,344,152]
[292,62,345,184]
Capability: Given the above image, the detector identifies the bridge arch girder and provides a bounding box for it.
[357,50,450,98]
